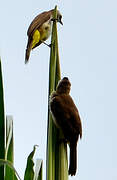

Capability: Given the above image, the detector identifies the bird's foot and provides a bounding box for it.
[51,18,58,22]
[41,40,51,48]
[48,43,52,48]
[59,138,67,145]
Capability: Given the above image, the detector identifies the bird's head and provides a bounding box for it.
[57,10,63,25]
[56,77,71,94]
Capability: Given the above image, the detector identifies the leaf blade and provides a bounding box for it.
[0,59,5,179]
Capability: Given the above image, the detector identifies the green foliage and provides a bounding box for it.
[5,116,15,180]
[24,146,35,180]
[46,6,68,180]
[24,145,43,180]
[34,159,43,180]
[0,159,21,180]
[0,59,5,178]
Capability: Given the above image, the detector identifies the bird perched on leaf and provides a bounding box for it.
[49,77,82,176]
[25,9,63,63]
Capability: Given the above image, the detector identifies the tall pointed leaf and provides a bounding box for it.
[24,145,38,180]
[34,159,43,180]
[46,6,68,180]
[0,59,5,179]
[5,116,15,180]
[46,6,58,180]
[0,159,20,180]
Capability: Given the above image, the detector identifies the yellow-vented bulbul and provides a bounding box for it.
[25,9,63,63]
[49,77,82,176]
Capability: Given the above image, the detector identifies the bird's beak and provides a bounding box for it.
[59,19,63,25]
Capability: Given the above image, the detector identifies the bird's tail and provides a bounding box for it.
[69,142,77,176]
[25,39,32,64]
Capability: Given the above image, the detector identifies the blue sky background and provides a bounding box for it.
[0,0,117,180]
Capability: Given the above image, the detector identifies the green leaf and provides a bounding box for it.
[0,159,21,180]
[5,116,15,180]
[46,6,58,180]
[55,22,68,180]
[46,5,68,180]
[34,159,43,180]
[5,116,14,161]
[0,58,5,178]
[24,145,38,180]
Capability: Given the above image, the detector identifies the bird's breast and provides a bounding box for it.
[39,20,52,41]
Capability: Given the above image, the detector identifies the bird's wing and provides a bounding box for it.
[50,95,82,139]
[69,105,82,138]
[27,10,53,37]
[32,41,42,49]
[63,96,82,138]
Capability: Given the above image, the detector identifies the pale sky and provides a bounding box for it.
[0,0,117,180]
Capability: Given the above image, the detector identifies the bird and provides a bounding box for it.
[49,77,82,176]
[25,9,63,63]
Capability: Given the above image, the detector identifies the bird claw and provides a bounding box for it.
[51,18,58,22]
[59,138,67,144]
[48,43,52,48]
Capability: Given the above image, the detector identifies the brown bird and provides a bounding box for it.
[49,77,82,176]
[25,9,63,63]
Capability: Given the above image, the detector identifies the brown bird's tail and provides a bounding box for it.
[25,39,32,64]
[69,142,77,176]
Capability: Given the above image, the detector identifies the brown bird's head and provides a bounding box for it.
[56,77,71,94]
